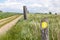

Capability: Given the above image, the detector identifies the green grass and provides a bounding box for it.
[0,13,60,40]
[0,12,21,28]
[0,12,21,19]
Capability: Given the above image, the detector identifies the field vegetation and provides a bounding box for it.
[0,13,60,40]
[0,12,21,19]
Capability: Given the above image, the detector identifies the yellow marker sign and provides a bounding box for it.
[42,22,48,29]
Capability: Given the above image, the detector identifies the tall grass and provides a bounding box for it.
[0,14,60,40]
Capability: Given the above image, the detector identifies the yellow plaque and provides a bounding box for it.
[42,22,48,29]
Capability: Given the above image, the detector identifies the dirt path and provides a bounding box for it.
[0,15,23,35]
[0,15,19,22]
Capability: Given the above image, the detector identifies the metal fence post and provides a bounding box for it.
[40,18,49,40]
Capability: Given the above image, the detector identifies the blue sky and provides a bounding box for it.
[0,0,60,13]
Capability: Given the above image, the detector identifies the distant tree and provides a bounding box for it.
[0,10,2,12]
[55,13,57,15]
[49,12,52,14]
[45,13,47,14]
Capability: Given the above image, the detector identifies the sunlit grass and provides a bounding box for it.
[0,13,60,40]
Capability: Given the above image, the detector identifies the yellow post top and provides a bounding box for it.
[42,22,48,29]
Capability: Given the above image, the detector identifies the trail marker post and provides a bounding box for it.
[23,6,27,20]
[40,18,49,40]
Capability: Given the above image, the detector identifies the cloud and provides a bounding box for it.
[0,0,60,13]
[0,0,49,12]
[29,3,42,7]
[48,0,60,13]
[0,0,25,12]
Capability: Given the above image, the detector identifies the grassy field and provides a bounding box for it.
[0,12,21,19]
[0,12,21,28]
[0,13,60,40]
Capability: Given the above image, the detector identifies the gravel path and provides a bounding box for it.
[0,15,23,35]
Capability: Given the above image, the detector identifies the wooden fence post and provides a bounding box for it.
[23,6,27,20]
[40,18,49,40]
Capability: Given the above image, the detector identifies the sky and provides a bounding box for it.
[0,0,60,13]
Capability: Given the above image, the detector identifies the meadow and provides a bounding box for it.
[0,12,21,28]
[0,13,60,40]
[0,12,21,19]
